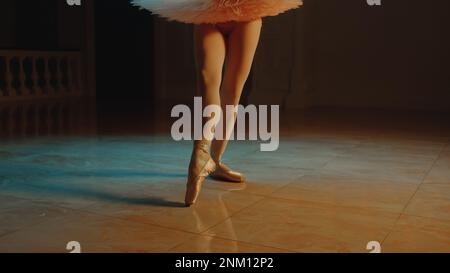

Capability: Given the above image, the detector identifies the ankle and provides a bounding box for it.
[211,155,221,164]
[194,140,211,151]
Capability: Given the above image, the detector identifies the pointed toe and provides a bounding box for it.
[184,147,216,206]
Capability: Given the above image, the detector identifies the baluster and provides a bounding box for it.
[0,56,3,97]
[67,57,74,93]
[31,57,42,97]
[0,51,86,101]
[63,58,70,95]
[5,56,15,97]
[11,57,21,97]
[52,58,58,95]
[44,56,54,96]
[70,58,77,94]
[56,57,65,94]
[19,56,30,97]
[74,58,82,95]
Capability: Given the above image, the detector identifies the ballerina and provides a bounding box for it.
[131,0,303,206]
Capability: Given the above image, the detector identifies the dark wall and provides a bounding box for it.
[310,0,450,110]
[95,0,155,102]
[0,0,15,48]
[15,0,58,50]
[0,0,84,50]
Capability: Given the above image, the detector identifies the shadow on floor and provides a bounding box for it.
[10,180,187,208]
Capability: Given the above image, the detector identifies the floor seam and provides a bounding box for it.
[198,196,269,237]
[269,139,364,196]
[380,142,447,246]
[172,233,300,253]
[74,206,204,236]
[196,141,366,237]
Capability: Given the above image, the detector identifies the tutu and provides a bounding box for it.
[131,0,303,24]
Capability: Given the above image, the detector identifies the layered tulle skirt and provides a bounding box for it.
[131,0,303,24]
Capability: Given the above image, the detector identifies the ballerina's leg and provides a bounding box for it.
[211,19,263,162]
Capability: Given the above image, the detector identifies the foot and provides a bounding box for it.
[210,162,245,183]
[185,143,216,207]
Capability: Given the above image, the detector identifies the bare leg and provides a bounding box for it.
[185,24,226,206]
[210,19,263,181]
[194,24,226,119]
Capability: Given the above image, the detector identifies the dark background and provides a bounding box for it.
[95,0,154,102]
[0,0,450,112]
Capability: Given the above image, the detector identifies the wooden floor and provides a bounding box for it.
[0,101,449,253]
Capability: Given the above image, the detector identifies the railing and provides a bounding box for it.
[0,50,84,101]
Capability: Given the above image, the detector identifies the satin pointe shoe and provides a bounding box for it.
[185,141,217,207]
[210,161,245,183]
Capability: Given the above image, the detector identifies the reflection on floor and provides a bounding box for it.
[0,99,450,253]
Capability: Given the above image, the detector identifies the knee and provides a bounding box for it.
[199,68,222,89]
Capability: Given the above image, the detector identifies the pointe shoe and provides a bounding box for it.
[185,142,216,207]
[210,161,245,183]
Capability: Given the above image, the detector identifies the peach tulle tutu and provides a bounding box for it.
[131,0,303,24]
